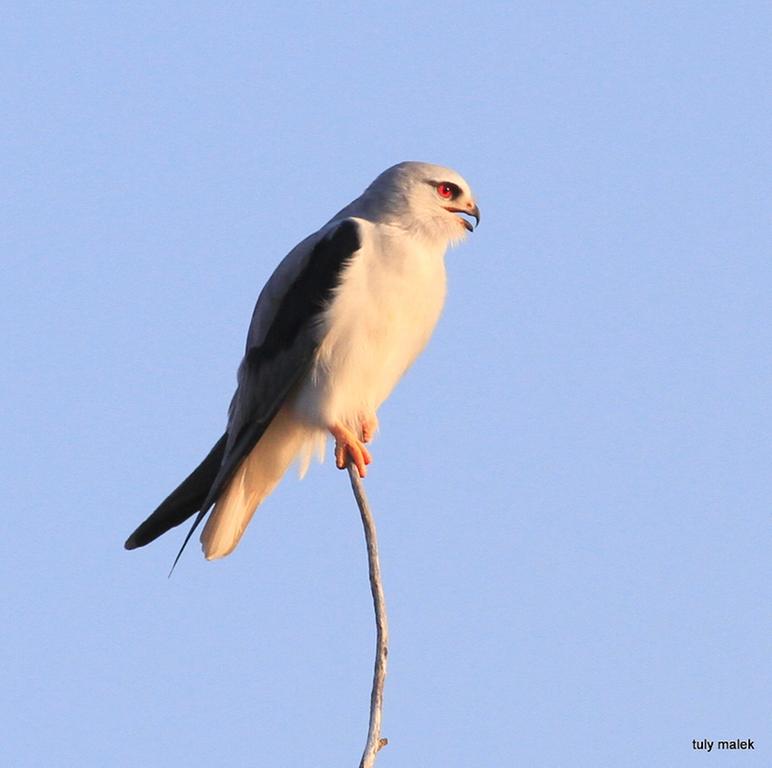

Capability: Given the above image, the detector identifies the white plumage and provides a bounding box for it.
[295,218,449,436]
[200,404,304,559]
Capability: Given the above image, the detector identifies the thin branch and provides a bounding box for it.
[347,462,389,768]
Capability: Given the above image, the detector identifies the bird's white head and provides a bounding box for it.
[358,161,480,245]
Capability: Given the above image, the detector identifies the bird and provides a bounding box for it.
[124,161,480,563]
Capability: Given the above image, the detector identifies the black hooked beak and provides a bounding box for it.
[467,202,481,231]
[445,202,481,232]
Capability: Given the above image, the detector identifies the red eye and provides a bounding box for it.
[437,182,454,199]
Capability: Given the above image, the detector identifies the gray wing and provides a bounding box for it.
[168,218,362,567]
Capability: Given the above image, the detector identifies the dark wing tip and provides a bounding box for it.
[124,527,151,550]
[123,434,227,554]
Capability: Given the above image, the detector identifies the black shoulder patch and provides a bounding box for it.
[249,219,361,363]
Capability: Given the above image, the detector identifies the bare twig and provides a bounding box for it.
[347,462,389,768]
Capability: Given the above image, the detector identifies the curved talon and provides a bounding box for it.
[361,414,378,443]
[330,424,372,477]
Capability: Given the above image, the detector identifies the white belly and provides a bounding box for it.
[292,221,447,431]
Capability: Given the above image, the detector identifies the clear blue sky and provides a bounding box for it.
[2,3,769,766]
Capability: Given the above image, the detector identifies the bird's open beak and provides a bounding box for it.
[468,202,480,231]
[445,202,481,232]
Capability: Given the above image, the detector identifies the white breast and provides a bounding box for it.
[292,219,447,432]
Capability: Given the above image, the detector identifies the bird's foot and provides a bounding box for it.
[330,424,372,478]
[360,413,379,443]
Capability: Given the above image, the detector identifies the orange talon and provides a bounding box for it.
[360,413,379,443]
[330,424,372,477]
